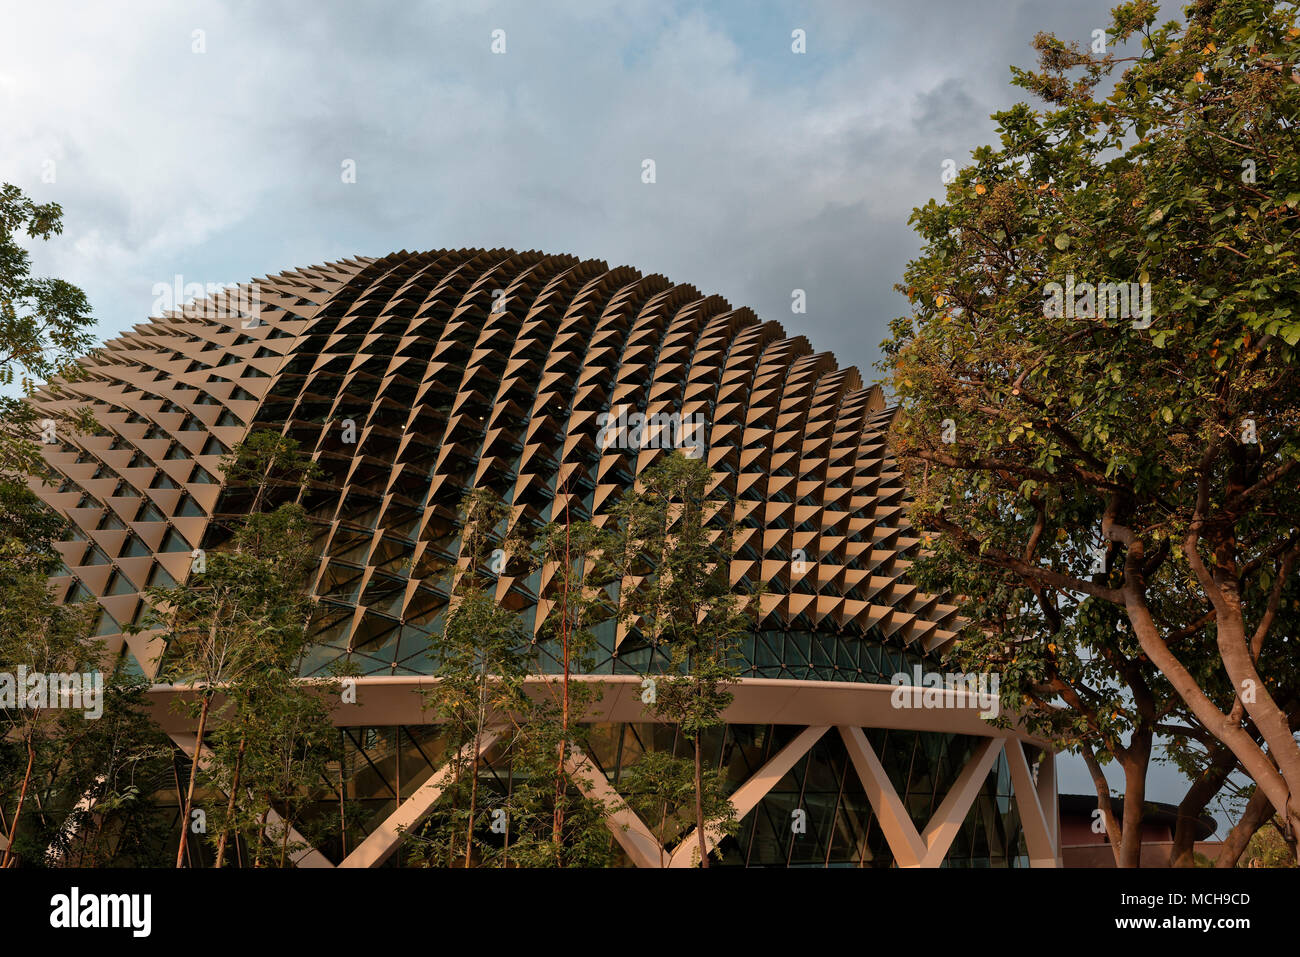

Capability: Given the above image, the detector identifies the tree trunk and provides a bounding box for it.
[338,741,348,859]
[278,809,292,868]
[1116,749,1150,868]
[465,672,489,868]
[176,693,212,868]
[552,478,573,864]
[464,744,481,868]
[214,730,247,868]
[1126,564,1300,844]
[448,757,460,868]
[253,807,269,867]
[77,814,105,868]
[2,742,35,868]
[1080,746,1123,862]
[1169,746,1234,866]
[694,731,708,868]
[1215,788,1272,868]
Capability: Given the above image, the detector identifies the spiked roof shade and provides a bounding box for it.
[29,249,960,679]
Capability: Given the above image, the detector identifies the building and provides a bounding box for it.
[1058,794,1220,867]
[29,248,1060,867]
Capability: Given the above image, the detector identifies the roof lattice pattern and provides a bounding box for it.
[29,249,960,679]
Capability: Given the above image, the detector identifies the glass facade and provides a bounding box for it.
[280,723,1028,868]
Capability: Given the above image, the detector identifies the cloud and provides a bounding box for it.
[1,0,1133,370]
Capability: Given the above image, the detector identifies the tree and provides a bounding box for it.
[908,541,1203,865]
[618,745,736,868]
[0,183,96,478]
[0,470,104,867]
[206,432,321,867]
[135,434,318,867]
[414,489,532,867]
[213,665,338,868]
[529,510,613,865]
[0,568,95,867]
[217,428,321,517]
[408,489,617,868]
[1161,696,1300,865]
[606,452,750,866]
[882,0,1300,863]
[476,701,615,868]
[41,675,175,868]
[0,527,173,869]
[0,185,174,868]
[1236,800,1300,866]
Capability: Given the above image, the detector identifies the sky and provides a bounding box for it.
[3,0,1136,376]
[2,0,1233,831]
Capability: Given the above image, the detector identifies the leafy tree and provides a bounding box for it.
[619,744,736,867]
[41,675,175,868]
[0,631,174,869]
[881,0,1300,863]
[477,708,615,868]
[207,432,321,867]
[606,453,751,866]
[1237,804,1300,866]
[912,545,1196,865]
[135,434,319,867]
[529,509,613,864]
[199,557,339,869]
[0,183,96,479]
[214,666,338,868]
[0,569,95,867]
[0,466,137,868]
[408,489,617,867]
[0,185,176,868]
[414,489,532,867]
[0,480,72,575]
[217,428,321,517]
[0,396,170,871]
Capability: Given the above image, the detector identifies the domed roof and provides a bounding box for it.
[31,249,960,679]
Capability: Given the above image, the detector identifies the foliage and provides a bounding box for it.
[605,452,753,865]
[0,182,96,479]
[0,185,173,867]
[218,429,321,516]
[134,432,321,866]
[881,0,1300,860]
[0,569,96,866]
[1240,814,1300,866]
[29,675,176,869]
[411,489,534,866]
[210,667,339,868]
[524,513,616,865]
